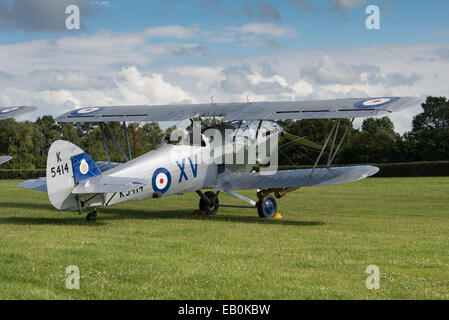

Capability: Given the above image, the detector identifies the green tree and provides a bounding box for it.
[340,117,400,164]
[35,115,61,167]
[405,96,449,161]
[5,120,44,169]
[277,119,354,166]
[139,122,164,151]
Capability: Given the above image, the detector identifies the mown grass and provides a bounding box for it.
[0,178,448,299]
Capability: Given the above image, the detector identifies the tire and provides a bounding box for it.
[199,191,219,215]
[86,211,97,221]
[257,194,277,218]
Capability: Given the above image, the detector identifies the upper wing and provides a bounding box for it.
[0,156,12,165]
[213,166,379,191]
[55,97,419,123]
[0,106,37,120]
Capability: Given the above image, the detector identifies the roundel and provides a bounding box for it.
[152,168,171,194]
[355,97,399,109]
[70,107,102,116]
[1,107,22,114]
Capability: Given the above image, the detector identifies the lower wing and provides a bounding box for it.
[213,166,379,191]
[0,156,12,165]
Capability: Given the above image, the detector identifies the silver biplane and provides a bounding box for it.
[19,97,418,221]
[0,106,37,165]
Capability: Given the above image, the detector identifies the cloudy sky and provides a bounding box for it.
[1,0,449,133]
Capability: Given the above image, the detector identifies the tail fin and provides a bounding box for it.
[46,140,101,211]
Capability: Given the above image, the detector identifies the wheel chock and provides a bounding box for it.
[274,212,283,219]
[193,209,207,216]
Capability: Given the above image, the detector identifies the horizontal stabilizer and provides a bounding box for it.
[0,156,12,165]
[18,177,47,192]
[213,166,379,191]
[72,175,147,194]
[16,163,121,193]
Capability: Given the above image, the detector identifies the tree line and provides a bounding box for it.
[0,96,448,169]
[278,96,449,166]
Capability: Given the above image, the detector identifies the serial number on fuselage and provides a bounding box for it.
[119,186,144,198]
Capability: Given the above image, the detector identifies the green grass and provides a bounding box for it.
[0,178,449,299]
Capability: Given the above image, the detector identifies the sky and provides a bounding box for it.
[0,0,449,133]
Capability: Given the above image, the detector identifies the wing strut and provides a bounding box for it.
[104,122,129,162]
[310,118,353,177]
[310,120,338,176]
[327,118,353,166]
[123,121,132,160]
[100,123,112,170]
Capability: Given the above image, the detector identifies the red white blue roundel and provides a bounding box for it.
[152,168,171,194]
[355,97,399,109]
[70,107,103,116]
[1,107,22,114]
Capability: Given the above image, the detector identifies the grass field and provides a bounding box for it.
[0,177,448,299]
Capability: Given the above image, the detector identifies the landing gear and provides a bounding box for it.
[199,191,219,215]
[196,189,279,219]
[86,209,97,222]
[257,194,277,218]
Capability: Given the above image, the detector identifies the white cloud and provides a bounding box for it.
[0,66,196,116]
[291,79,314,97]
[115,66,196,105]
[301,54,378,85]
[0,27,448,134]
[329,0,366,12]
[143,26,201,39]
[90,1,110,6]
[0,23,299,75]
[230,23,297,38]
[301,54,422,87]
[167,66,224,92]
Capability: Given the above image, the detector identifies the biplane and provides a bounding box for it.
[0,106,37,164]
[19,97,418,221]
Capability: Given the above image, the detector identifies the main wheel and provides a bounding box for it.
[257,194,277,218]
[199,191,219,215]
[86,210,97,222]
